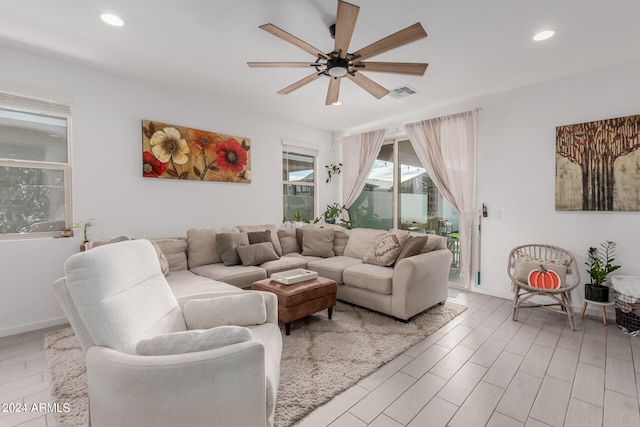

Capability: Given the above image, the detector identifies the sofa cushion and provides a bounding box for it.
[135,326,254,356]
[333,229,350,256]
[183,293,267,329]
[150,238,188,271]
[277,228,299,255]
[394,235,429,264]
[238,224,283,256]
[237,242,280,266]
[343,263,394,295]
[190,263,267,288]
[216,232,250,266]
[302,227,335,257]
[283,252,324,264]
[166,270,239,305]
[363,229,409,267]
[343,228,387,260]
[307,256,363,285]
[261,257,308,276]
[187,228,239,268]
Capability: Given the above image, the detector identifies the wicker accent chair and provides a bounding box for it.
[508,244,580,330]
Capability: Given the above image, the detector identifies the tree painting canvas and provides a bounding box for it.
[556,114,640,211]
[142,120,251,183]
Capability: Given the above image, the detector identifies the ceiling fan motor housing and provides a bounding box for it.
[326,56,350,77]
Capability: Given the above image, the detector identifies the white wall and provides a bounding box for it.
[345,59,640,318]
[0,45,333,336]
[475,59,640,310]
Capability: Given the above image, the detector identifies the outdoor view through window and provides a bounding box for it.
[348,139,461,282]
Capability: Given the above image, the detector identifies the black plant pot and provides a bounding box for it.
[585,284,609,302]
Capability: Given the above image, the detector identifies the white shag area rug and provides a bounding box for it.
[45,301,466,427]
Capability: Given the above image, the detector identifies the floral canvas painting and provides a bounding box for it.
[142,120,251,183]
[556,114,640,211]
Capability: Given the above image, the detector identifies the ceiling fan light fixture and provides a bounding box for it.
[326,56,350,77]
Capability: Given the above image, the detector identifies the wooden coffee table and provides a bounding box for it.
[251,276,337,335]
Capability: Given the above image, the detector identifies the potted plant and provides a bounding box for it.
[585,240,621,302]
[68,219,95,251]
[324,163,342,183]
[315,203,352,229]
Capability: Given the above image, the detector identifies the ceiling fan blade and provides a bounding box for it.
[346,73,389,99]
[325,77,341,105]
[277,72,324,95]
[354,62,428,75]
[247,62,320,68]
[334,0,359,58]
[259,24,329,60]
[352,23,427,61]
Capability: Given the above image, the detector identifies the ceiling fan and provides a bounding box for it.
[247,0,428,105]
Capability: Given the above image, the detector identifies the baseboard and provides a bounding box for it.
[0,316,68,338]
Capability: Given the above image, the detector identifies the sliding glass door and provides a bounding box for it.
[348,138,462,283]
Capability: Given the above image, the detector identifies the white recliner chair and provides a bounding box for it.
[52,239,282,427]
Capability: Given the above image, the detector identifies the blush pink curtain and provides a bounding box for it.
[404,110,477,283]
[341,129,386,209]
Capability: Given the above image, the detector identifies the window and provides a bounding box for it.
[0,96,71,238]
[283,151,316,222]
[348,138,461,282]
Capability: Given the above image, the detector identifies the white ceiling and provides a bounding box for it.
[1,0,639,132]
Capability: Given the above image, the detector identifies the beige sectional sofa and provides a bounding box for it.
[92,223,452,321]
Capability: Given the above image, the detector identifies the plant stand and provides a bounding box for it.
[581,299,615,325]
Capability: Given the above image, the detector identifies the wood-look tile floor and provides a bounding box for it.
[2,290,640,427]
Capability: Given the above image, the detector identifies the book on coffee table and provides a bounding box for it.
[271,269,318,285]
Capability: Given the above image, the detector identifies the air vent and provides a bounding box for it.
[388,85,419,99]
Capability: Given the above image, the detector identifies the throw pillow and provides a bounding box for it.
[277,227,299,254]
[237,224,283,256]
[394,235,429,264]
[236,242,280,266]
[183,293,267,329]
[363,229,410,267]
[248,230,273,246]
[514,261,567,287]
[135,326,254,356]
[301,228,335,257]
[150,238,188,271]
[148,240,170,275]
[216,232,250,266]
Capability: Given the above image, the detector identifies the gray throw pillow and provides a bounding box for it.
[248,230,272,245]
[301,228,335,257]
[215,232,250,266]
[394,235,428,264]
[236,242,280,266]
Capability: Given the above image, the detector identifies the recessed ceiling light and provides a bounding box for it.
[331,101,343,106]
[533,30,555,41]
[101,13,124,27]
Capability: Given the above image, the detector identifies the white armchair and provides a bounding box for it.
[52,239,282,427]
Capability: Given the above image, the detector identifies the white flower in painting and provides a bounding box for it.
[150,127,190,164]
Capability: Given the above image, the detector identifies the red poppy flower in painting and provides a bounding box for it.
[143,151,167,177]
[215,139,248,173]
[187,128,218,157]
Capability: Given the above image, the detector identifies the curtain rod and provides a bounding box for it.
[333,107,482,142]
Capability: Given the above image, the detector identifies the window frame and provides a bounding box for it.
[282,141,318,222]
[0,95,73,240]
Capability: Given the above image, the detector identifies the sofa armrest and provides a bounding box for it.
[86,342,267,427]
[391,248,453,320]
